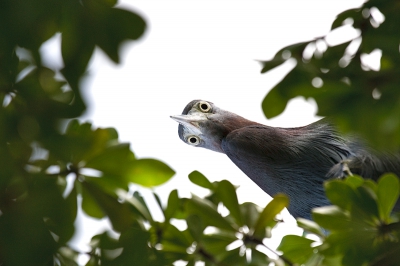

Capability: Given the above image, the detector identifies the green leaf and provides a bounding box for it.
[377,173,400,220]
[153,192,163,213]
[216,180,243,226]
[253,194,288,237]
[312,206,351,231]
[119,191,153,222]
[262,66,313,119]
[162,223,193,249]
[260,57,287,73]
[48,121,120,164]
[331,8,363,30]
[262,86,289,119]
[188,170,214,190]
[219,247,247,265]
[92,7,146,63]
[296,218,325,237]
[201,232,237,255]
[85,143,135,176]
[240,202,260,230]
[186,214,204,241]
[164,189,179,221]
[82,182,135,232]
[251,248,272,264]
[344,175,364,188]
[353,186,379,219]
[324,180,356,211]
[278,235,314,264]
[185,196,235,231]
[128,158,175,187]
[118,225,151,266]
[80,183,105,219]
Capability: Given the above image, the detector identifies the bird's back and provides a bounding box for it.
[222,120,400,218]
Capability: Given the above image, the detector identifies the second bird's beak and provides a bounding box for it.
[170,114,205,135]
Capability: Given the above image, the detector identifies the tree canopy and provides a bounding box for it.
[0,0,399,265]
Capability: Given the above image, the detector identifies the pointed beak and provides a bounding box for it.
[170,114,205,134]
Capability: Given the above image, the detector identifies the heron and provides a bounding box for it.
[171,100,400,219]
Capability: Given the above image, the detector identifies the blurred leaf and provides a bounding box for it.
[216,180,243,226]
[188,170,214,190]
[312,206,351,230]
[253,194,288,238]
[162,223,193,249]
[260,57,287,73]
[85,143,135,176]
[116,225,151,266]
[90,7,146,63]
[240,202,260,230]
[82,182,135,232]
[119,191,153,222]
[128,158,175,187]
[218,247,246,265]
[278,235,314,264]
[344,175,364,188]
[56,247,80,266]
[251,248,272,264]
[260,0,400,149]
[324,180,356,210]
[47,120,120,164]
[331,8,363,30]
[185,196,235,231]
[164,189,179,221]
[186,214,204,241]
[353,185,380,219]
[377,173,400,220]
[153,192,163,213]
[297,218,325,237]
[202,232,237,256]
[81,182,105,219]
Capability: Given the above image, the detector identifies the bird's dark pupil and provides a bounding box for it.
[190,137,197,143]
[201,104,208,110]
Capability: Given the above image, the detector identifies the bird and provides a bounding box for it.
[171,99,400,219]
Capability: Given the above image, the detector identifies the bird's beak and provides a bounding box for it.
[170,114,204,134]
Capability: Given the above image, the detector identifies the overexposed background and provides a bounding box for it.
[42,0,364,264]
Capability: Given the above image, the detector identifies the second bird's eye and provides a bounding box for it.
[198,101,211,112]
[187,136,200,146]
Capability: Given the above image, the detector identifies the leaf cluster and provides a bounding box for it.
[0,0,175,264]
[279,174,400,266]
[86,171,290,265]
[260,0,400,149]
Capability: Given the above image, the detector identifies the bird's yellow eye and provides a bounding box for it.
[198,101,211,112]
[187,136,200,146]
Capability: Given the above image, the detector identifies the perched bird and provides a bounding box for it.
[171,100,400,219]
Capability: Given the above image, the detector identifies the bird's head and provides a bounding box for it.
[170,100,257,153]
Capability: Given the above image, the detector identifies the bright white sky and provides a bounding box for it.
[42,0,364,263]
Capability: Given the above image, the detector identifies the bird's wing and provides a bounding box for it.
[220,124,351,218]
[221,124,351,172]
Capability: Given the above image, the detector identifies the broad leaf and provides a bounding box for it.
[278,235,314,264]
[188,170,214,190]
[185,196,235,231]
[253,194,288,238]
[216,180,243,226]
[377,173,400,220]
[128,158,175,187]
